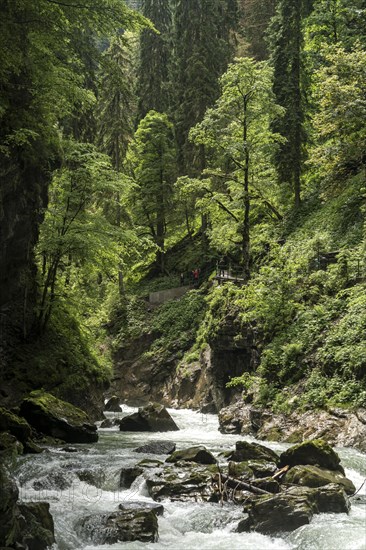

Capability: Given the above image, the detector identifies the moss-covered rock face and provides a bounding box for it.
[279,439,343,472]
[0,407,31,443]
[20,391,98,443]
[17,502,55,550]
[284,464,356,495]
[0,465,20,548]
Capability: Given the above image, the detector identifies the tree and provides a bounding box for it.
[97,34,137,295]
[268,0,313,208]
[311,44,366,183]
[0,0,146,337]
[137,0,172,121]
[127,111,177,273]
[172,0,237,175]
[237,0,277,60]
[189,57,284,279]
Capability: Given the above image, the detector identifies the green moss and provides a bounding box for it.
[24,391,88,425]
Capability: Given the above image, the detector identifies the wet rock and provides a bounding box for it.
[0,407,31,443]
[62,446,79,452]
[76,468,106,488]
[246,460,278,478]
[200,402,218,414]
[218,402,252,435]
[33,469,74,491]
[279,439,343,472]
[284,464,355,495]
[251,477,281,493]
[120,467,144,489]
[23,439,43,454]
[119,403,179,432]
[0,431,23,461]
[0,464,20,548]
[312,483,350,513]
[100,418,120,428]
[104,396,122,412]
[17,502,55,550]
[20,390,98,443]
[238,488,317,534]
[138,458,164,468]
[134,440,176,455]
[228,461,253,481]
[76,509,158,544]
[229,441,279,464]
[166,446,216,465]
[146,463,219,502]
[118,501,164,516]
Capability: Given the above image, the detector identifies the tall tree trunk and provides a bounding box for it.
[242,95,250,281]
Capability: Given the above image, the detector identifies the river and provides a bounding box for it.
[14,407,366,550]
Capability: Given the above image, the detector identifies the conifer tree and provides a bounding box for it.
[137,0,172,121]
[172,0,237,175]
[268,0,313,208]
[127,111,177,273]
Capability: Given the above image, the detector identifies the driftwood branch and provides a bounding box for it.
[212,473,271,495]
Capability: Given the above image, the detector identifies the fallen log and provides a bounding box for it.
[212,473,271,495]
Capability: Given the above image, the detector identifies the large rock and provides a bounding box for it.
[284,464,355,495]
[0,407,32,443]
[229,441,279,464]
[238,487,317,534]
[118,501,164,516]
[119,403,179,432]
[0,432,24,462]
[311,483,350,513]
[0,465,19,548]
[76,509,158,544]
[20,390,98,443]
[279,439,343,472]
[134,440,176,455]
[17,502,55,550]
[120,467,144,489]
[146,463,219,502]
[104,396,122,412]
[166,446,216,465]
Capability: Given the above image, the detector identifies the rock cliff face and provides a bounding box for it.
[112,312,258,412]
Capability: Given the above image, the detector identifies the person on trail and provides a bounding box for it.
[180,272,184,286]
[193,268,199,286]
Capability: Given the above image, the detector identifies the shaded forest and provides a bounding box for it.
[1,0,366,413]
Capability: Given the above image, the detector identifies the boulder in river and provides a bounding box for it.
[76,509,158,544]
[166,445,216,465]
[0,406,32,443]
[238,487,318,534]
[284,464,355,495]
[120,466,144,489]
[20,390,98,443]
[279,439,343,472]
[229,441,279,464]
[17,502,55,550]
[134,440,176,455]
[104,396,122,412]
[118,501,164,516]
[146,463,220,502]
[119,402,179,432]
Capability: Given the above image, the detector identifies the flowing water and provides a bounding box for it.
[15,407,366,550]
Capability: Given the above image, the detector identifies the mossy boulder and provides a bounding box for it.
[76,509,158,544]
[119,403,179,432]
[284,464,355,495]
[166,446,216,465]
[279,439,343,472]
[238,487,318,534]
[0,407,31,443]
[20,390,98,443]
[0,465,20,548]
[229,441,279,464]
[146,463,219,502]
[118,501,164,516]
[17,502,55,550]
[228,461,253,480]
[0,432,23,462]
